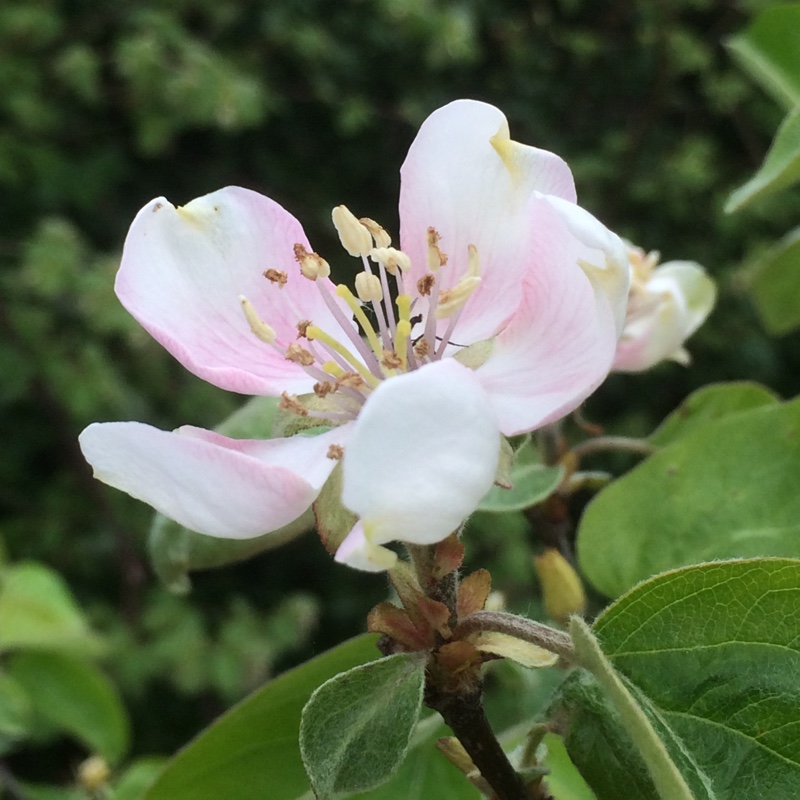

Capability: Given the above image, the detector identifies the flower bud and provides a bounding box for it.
[534,548,586,624]
[332,205,372,257]
[613,244,716,372]
[78,756,111,791]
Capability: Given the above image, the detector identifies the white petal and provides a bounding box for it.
[79,422,351,539]
[334,521,398,572]
[341,359,500,551]
[116,187,354,396]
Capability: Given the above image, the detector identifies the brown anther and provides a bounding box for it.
[417,274,435,297]
[279,392,308,416]
[263,268,288,288]
[285,343,315,366]
[296,319,312,338]
[426,226,448,271]
[293,243,330,280]
[414,338,431,359]
[381,350,403,370]
[337,372,365,389]
[326,444,345,460]
[314,381,337,397]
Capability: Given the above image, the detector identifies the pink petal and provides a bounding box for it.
[79,422,351,539]
[474,197,625,435]
[116,187,353,396]
[399,100,577,344]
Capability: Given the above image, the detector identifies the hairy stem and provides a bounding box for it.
[571,435,656,460]
[453,611,575,662]
[425,683,529,800]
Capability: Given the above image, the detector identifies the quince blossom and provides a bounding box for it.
[613,244,716,371]
[79,100,629,571]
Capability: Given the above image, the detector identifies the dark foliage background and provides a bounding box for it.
[1,0,798,785]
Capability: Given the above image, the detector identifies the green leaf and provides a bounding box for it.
[479,462,564,513]
[145,634,381,800]
[649,381,779,447]
[19,785,87,800]
[300,652,427,799]
[578,398,800,597]
[354,715,479,799]
[727,4,800,109]
[0,562,101,654]
[725,107,800,212]
[539,734,597,800]
[7,651,130,764]
[111,758,169,800]
[147,396,313,593]
[550,559,800,800]
[749,225,800,335]
[0,671,33,748]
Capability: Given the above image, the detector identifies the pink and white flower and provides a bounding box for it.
[79,99,629,571]
[613,244,716,372]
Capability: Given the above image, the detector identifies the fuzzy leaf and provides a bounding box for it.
[300,652,426,798]
[549,559,800,800]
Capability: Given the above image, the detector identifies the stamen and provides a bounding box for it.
[435,276,480,319]
[423,276,440,351]
[355,272,383,303]
[314,381,337,397]
[332,205,372,257]
[396,294,417,370]
[306,324,380,388]
[294,244,331,280]
[377,261,396,336]
[263,268,288,287]
[360,218,391,249]
[239,296,276,344]
[359,254,391,349]
[426,227,448,272]
[370,247,410,276]
[315,281,382,375]
[336,285,383,361]
[394,319,411,369]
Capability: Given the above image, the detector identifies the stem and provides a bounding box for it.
[425,684,529,800]
[454,611,575,662]
[569,618,694,800]
[571,436,656,460]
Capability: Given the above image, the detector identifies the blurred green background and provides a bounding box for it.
[2,0,799,789]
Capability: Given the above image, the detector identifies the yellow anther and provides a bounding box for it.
[335,285,383,360]
[294,243,330,280]
[394,318,411,369]
[239,296,277,344]
[332,205,373,257]
[426,227,448,272]
[360,218,392,249]
[306,324,379,387]
[370,247,411,275]
[355,272,383,303]
[435,276,481,319]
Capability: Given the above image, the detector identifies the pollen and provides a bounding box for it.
[285,343,315,366]
[326,444,345,460]
[417,274,435,297]
[279,392,308,416]
[263,268,288,287]
[314,380,337,397]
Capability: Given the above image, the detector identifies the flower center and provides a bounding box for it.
[239,205,480,424]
